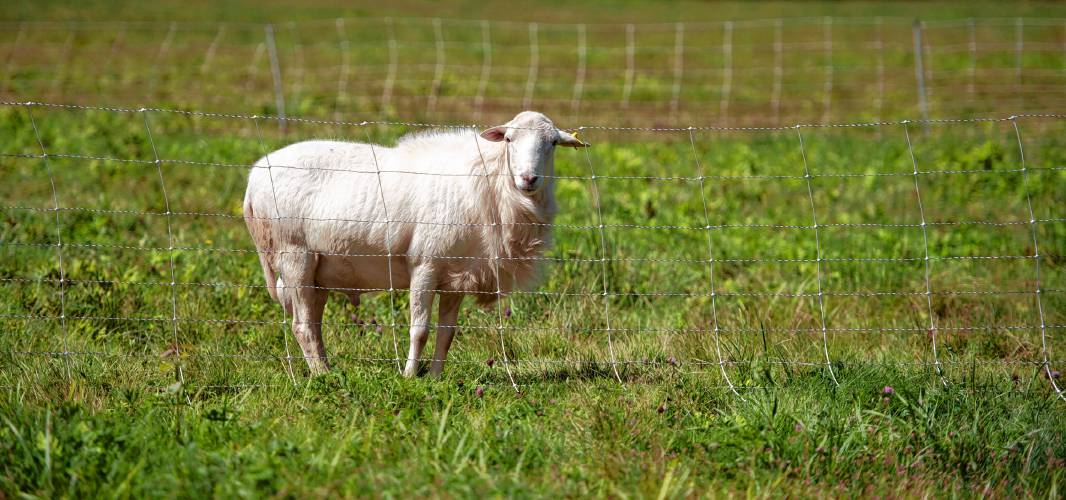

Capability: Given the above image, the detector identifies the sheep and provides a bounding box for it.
[243,111,587,377]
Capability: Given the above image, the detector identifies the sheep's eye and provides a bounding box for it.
[552,140,558,146]
[504,137,511,143]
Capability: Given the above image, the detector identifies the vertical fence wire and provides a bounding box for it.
[687,129,739,395]
[363,128,403,374]
[795,126,839,386]
[1010,117,1065,401]
[140,109,186,387]
[579,131,623,384]
[24,103,72,382]
[471,134,520,391]
[903,121,946,384]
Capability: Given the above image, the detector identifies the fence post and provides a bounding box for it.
[671,22,685,123]
[622,23,634,109]
[474,20,492,122]
[912,19,929,131]
[427,18,444,118]
[771,19,782,126]
[523,22,539,110]
[570,23,586,120]
[1015,17,1024,109]
[719,21,732,125]
[264,24,287,133]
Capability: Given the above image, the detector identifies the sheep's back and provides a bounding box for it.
[245,141,391,250]
[246,140,483,258]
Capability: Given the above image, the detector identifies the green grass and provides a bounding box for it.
[3,370,1065,497]
[2,0,1066,497]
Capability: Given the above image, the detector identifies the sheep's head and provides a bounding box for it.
[480,111,586,194]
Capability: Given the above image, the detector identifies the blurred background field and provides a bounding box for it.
[3,1,1066,126]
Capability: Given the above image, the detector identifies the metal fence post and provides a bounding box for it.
[912,19,929,131]
[264,24,287,133]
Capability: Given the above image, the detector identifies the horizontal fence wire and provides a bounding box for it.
[5,101,1066,131]
[4,276,1066,299]
[4,313,1066,336]
[4,350,1059,367]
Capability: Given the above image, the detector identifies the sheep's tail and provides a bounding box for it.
[243,197,281,304]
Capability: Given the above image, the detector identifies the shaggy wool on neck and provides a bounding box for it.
[460,134,557,305]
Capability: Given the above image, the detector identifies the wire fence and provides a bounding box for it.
[1,17,1065,127]
[0,101,1063,397]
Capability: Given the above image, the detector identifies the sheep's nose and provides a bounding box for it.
[521,174,538,185]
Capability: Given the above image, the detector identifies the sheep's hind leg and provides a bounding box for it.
[293,286,330,375]
[429,293,462,377]
[285,252,330,375]
[403,266,437,377]
[276,276,294,315]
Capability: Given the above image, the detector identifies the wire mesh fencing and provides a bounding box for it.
[0,101,1063,397]
[1,17,1065,128]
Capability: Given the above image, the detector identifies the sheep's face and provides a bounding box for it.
[480,111,587,195]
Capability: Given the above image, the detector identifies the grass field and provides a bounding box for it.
[2,1,1066,497]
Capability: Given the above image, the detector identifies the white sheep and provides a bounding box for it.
[243,111,586,377]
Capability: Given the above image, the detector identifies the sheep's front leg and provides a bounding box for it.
[403,266,436,377]
[429,293,462,377]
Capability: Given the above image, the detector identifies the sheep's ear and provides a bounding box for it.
[556,130,588,148]
[480,126,507,142]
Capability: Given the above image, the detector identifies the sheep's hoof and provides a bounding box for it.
[307,359,331,376]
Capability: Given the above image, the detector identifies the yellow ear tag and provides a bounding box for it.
[571,130,581,141]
